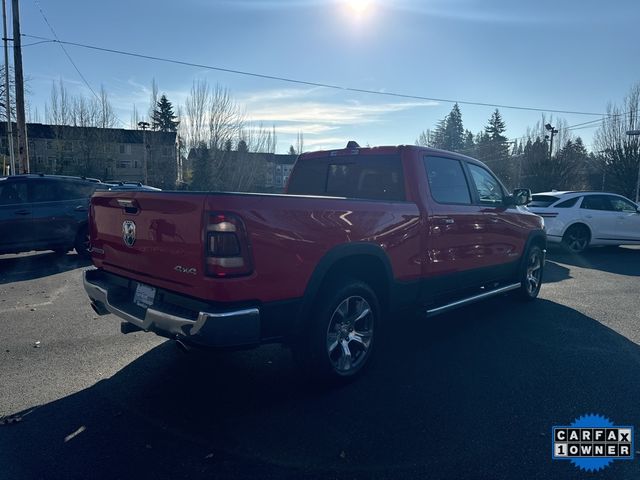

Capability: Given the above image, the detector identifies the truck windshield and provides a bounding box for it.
[287,154,405,201]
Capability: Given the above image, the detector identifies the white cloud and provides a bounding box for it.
[241,87,438,127]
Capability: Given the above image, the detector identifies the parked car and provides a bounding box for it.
[527,191,640,253]
[0,174,105,256]
[83,143,545,380]
[102,181,161,192]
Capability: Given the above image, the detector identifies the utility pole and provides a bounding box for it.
[2,0,14,175]
[11,0,27,173]
[138,121,149,184]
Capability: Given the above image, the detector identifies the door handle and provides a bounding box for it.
[74,205,88,212]
[14,209,30,216]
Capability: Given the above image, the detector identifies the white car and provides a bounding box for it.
[527,191,640,253]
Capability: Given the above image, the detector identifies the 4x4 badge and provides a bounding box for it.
[122,220,136,247]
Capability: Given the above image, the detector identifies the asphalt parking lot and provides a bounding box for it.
[1,246,639,479]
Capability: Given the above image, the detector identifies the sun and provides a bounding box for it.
[346,0,373,17]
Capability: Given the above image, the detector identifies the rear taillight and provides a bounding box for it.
[205,213,253,277]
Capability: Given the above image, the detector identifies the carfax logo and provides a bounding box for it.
[552,414,634,472]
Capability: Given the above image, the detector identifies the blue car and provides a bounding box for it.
[0,174,104,256]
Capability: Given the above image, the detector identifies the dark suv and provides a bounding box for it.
[0,174,103,256]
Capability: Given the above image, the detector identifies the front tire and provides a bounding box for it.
[516,245,544,301]
[295,279,379,382]
[562,224,590,253]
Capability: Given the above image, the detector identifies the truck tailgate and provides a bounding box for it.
[90,191,206,289]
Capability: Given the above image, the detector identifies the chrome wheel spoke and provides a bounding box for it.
[349,330,372,349]
[327,332,340,353]
[337,340,352,371]
[326,295,374,374]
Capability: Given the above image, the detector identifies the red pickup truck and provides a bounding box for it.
[83,143,545,380]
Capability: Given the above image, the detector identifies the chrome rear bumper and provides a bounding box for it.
[83,269,261,348]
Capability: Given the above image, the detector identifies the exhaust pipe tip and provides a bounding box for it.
[120,321,143,335]
[91,301,109,316]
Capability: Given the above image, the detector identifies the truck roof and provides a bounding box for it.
[300,143,486,166]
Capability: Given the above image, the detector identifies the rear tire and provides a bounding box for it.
[294,278,379,383]
[516,245,544,301]
[562,224,590,254]
[74,225,90,258]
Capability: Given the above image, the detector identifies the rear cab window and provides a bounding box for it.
[287,154,406,201]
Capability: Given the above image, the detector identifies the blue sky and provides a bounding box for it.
[18,0,640,152]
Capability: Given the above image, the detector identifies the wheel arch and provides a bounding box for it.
[519,229,546,273]
[561,221,592,241]
[296,243,394,333]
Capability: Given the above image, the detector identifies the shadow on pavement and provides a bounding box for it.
[541,260,572,284]
[0,252,91,285]
[546,245,640,277]
[2,297,640,479]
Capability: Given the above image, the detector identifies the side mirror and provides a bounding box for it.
[508,188,532,206]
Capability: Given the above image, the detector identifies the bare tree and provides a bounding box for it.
[594,83,640,198]
[209,84,243,151]
[98,85,117,128]
[131,103,140,129]
[183,79,210,149]
[148,78,158,128]
[0,65,16,122]
[296,131,304,154]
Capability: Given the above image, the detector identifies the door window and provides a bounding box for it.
[555,197,579,208]
[423,156,471,204]
[580,195,612,211]
[30,181,61,203]
[607,196,637,213]
[467,164,504,205]
[0,181,28,205]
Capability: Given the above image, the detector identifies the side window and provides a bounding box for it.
[0,182,28,205]
[57,182,96,200]
[467,164,504,205]
[423,156,471,204]
[580,195,611,211]
[30,181,60,203]
[555,197,579,208]
[607,196,637,213]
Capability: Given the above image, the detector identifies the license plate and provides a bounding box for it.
[134,283,156,309]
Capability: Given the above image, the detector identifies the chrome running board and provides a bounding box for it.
[426,283,521,317]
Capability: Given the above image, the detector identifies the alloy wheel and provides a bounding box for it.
[326,295,374,374]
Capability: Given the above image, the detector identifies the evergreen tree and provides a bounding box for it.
[443,103,465,152]
[151,94,180,132]
[288,145,297,155]
[481,109,513,187]
[237,139,248,153]
[190,142,211,190]
[463,130,475,152]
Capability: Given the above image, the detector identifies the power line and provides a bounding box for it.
[32,1,99,101]
[30,3,125,127]
[21,33,607,117]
